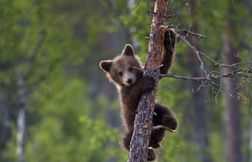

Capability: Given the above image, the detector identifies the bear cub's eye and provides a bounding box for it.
[119,71,123,76]
[128,67,133,72]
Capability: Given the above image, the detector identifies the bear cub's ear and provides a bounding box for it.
[122,44,135,56]
[99,60,113,72]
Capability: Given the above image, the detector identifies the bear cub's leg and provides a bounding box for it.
[153,103,177,130]
[149,103,177,149]
[149,128,165,149]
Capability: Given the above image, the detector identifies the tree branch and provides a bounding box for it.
[160,73,210,81]
[176,32,241,68]
[160,67,252,81]
[178,34,208,76]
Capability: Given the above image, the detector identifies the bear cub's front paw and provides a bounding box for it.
[141,75,155,93]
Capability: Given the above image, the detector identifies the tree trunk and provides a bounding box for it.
[187,1,212,162]
[127,0,169,161]
[222,4,243,161]
[222,35,242,162]
[15,69,27,162]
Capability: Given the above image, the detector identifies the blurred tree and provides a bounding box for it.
[187,1,212,162]
[222,2,243,162]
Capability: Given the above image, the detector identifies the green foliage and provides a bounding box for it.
[0,0,126,161]
[25,115,122,162]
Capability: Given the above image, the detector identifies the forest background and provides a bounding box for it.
[0,0,252,162]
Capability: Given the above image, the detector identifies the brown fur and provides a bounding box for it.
[160,29,176,74]
[99,30,177,161]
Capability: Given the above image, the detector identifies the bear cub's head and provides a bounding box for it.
[99,44,143,87]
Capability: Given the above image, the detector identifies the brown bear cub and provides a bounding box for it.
[99,30,177,161]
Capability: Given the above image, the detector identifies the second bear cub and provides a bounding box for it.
[99,30,177,161]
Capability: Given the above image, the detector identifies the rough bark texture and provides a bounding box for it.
[188,1,212,162]
[222,4,243,162]
[127,0,168,162]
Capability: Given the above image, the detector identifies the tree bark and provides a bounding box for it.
[222,4,243,162]
[127,0,169,162]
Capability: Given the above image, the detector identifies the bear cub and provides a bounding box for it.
[99,30,177,161]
